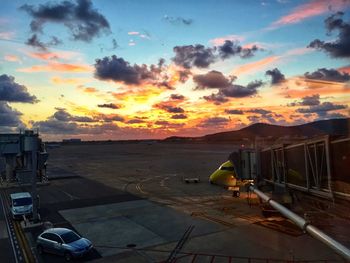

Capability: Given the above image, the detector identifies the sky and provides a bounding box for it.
[0,0,349,141]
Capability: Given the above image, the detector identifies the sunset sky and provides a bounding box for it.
[0,0,349,140]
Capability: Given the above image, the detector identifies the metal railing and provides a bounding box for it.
[249,184,350,261]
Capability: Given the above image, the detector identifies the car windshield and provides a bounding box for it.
[60,231,81,244]
[13,197,32,207]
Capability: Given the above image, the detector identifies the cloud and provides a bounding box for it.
[265,68,286,85]
[18,62,92,73]
[232,56,281,76]
[53,108,97,122]
[170,94,185,100]
[26,34,47,50]
[0,74,38,103]
[296,101,347,117]
[0,101,23,127]
[299,94,321,106]
[102,114,124,122]
[97,103,120,109]
[94,55,166,85]
[154,102,185,113]
[304,68,350,82]
[163,15,193,25]
[198,117,230,128]
[171,114,187,119]
[4,55,21,62]
[209,34,245,46]
[193,70,234,89]
[269,0,349,29]
[0,31,15,40]
[20,0,110,45]
[127,119,145,124]
[246,108,272,115]
[203,93,229,105]
[220,80,264,98]
[308,12,350,58]
[225,109,244,114]
[172,44,216,69]
[218,40,259,59]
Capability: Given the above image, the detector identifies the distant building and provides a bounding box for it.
[62,138,82,144]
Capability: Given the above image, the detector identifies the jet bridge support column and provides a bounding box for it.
[249,184,350,261]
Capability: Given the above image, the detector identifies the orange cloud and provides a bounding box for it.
[18,62,92,73]
[4,55,20,62]
[232,47,312,76]
[26,50,81,61]
[76,85,99,93]
[338,66,350,74]
[209,34,245,46]
[51,76,88,85]
[269,0,349,29]
[232,56,280,76]
[280,78,350,98]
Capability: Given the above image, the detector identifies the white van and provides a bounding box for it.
[10,192,33,220]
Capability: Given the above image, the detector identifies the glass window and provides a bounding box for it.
[13,197,32,207]
[60,231,80,244]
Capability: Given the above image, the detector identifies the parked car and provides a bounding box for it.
[36,228,93,261]
[10,192,33,220]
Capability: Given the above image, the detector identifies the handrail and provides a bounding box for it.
[249,184,350,261]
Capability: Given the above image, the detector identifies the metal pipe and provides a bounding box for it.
[249,184,350,261]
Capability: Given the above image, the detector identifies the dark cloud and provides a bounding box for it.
[172,44,216,68]
[53,108,97,122]
[170,94,185,100]
[20,0,110,43]
[32,109,123,135]
[0,74,38,103]
[33,119,81,134]
[220,80,263,98]
[163,15,193,25]
[198,117,229,128]
[94,55,166,85]
[171,114,187,119]
[94,55,152,84]
[26,34,47,50]
[304,68,350,82]
[218,40,258,59]
[246,108,272,115]
[300,94,321,106]
[225,109,244,114]
[0,101,23,127]
[265,68,286,85]
[203,93,229,105]
[155,103,185,113]
[127,119,145,124]
[308,12,350,58]
[296,101,347,117]
[193,70,235,89]
[102,114,124,122]
[289,94,321,107]
[154,120,185,128]
[97,103,120,109]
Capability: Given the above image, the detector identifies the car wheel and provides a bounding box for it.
[64,252,72,261]
[37,245,44,255]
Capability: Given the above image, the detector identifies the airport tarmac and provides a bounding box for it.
[35,142,344,262]
[4,142,344,262]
